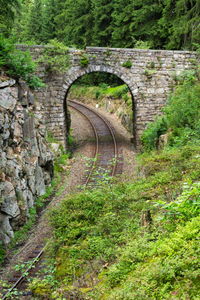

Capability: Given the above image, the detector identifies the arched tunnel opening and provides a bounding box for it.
[63,72,136,150]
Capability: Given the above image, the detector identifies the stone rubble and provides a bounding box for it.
[0,78,54,245]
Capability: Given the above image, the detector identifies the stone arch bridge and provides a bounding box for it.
[17,45,198,148]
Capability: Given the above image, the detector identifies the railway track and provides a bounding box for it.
[68,100,122,186]
[1,100,123,299]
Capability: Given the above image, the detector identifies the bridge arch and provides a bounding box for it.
[61,65,137,147]
[16,45,197,148]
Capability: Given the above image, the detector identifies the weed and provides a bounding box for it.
[0,35,44,89]
[144,68,157,78]
[38,39,70,74]
[122,60,132,68]
[80,54,89,67]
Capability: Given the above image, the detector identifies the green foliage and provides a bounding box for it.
[79,54,89,67]
[144,68,157,78]
[0,243,6,264]
[134,40,151,49]
[6,0,200,50]
[141,116,167,151]
[76,72,124,86]
[142,69,200,150]
[0,35,45,88]
[161,0,200,50]
[40,141,200,299]
[122,60,132,68]
[38,39,70,73]
[27,0,45,43]
[158,181,200,221]
[69,83,129,102]
[0,0,21,36]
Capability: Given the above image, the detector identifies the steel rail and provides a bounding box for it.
[2,246,45,300]
[68,101,99,186]
[68,100,118,178]
[1,100,119,298]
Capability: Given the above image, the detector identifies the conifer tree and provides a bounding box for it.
[55,0,94,47]
[92,0,114,46]
[27,0,46,43]
[111,0,136,48]
[161,0,200,49]
[0,0,21,36]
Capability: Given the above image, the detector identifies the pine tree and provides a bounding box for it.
[27,0,46,43]
[92,0,114,46]
[0,0,21,36]
[11,0,33,42]
[55,0,94,47]
[111,0,136,48]
[161,0,200,49]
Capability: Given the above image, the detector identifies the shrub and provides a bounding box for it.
[38,39,70,73]
[0,35,44,89]
[122,60,132,68]
[80,54,89,67]
[141,69,200,150]
[141,116,167,151]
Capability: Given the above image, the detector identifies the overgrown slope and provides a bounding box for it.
[29,72,200,299]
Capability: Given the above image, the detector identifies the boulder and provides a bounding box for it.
[0,181,20,218]
[0,214,14,244]
[0,86,17,111]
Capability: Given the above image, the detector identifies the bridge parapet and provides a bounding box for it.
[16,45,199,148]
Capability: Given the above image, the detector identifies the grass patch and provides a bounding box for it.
[28,142,200,299]
[69,84,131,103]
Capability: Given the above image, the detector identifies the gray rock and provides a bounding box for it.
[0,214,14,244]
[0,181,20,217]
[0,79,15,88]
[27,190,34,209]
[35,165,46,196]
[28,91,35,105]
[23,116,35,141]
[0,81,54,245]
[0,87,17,111]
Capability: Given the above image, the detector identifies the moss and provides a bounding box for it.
[29,278,52,297]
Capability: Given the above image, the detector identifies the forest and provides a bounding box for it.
[0,0,200,50]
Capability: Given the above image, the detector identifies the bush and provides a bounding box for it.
[141,116,167,151]
[0,35,44,88]
[142,70,200,150]
[80,54,89,67]
[38,39,70,73]
[122,60,132,68]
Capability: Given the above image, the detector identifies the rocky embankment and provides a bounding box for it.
[0,78,53,245]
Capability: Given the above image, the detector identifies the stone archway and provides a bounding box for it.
[61,66,137,147]
[17,45,197,148]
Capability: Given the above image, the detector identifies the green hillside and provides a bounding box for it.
[29,69,200,299]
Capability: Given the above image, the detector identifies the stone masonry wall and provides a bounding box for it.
[16,45,199,148]
[0,78,53,244]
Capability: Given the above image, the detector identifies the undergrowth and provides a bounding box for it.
[142,68,200,151]
[27,69,200,299]
[0,35,45,89]
[69,84,132,106]
[27,143,200,299]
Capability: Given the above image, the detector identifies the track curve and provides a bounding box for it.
[1,100,123,299]
[68,100,120,186]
